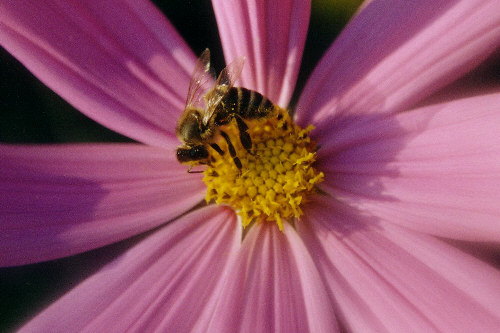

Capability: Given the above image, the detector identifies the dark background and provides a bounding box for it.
[0,1,363,331]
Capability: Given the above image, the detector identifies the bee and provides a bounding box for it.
[176,49,277,172]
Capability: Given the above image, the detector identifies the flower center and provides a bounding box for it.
[203,109,324,230]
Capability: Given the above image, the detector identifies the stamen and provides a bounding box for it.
[203,109,324,230]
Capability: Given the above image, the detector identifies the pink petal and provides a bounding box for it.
[297,0,500,135]
[204,222,339,332]
[0,143,205,266]
[0,0,197,148]
[20,206,240,332]
[319,93,500,242]
[212,0,310,106]
[299,197,500,332]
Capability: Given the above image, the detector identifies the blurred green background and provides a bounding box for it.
[0,0,362,331]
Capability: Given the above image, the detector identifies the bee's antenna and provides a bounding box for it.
[187,165,204,174]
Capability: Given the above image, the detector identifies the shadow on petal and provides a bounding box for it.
[310,106,435,234]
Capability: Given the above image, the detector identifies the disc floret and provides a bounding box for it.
[203,110,323,230]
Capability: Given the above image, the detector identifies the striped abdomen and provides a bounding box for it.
[215,87,276,124]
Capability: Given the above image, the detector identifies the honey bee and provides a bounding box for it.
[176,49,277,172]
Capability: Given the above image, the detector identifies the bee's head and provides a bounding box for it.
[177,109,203,144]
[176,145,209,163]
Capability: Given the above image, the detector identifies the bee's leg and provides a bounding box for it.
[220,130,242,170]
[235,115,252,153]
[276,113,288,130]
[220,131,236,156]
[210,143,225,156]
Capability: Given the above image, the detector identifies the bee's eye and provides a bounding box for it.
[191,146,208,159]
[180,110,203,142]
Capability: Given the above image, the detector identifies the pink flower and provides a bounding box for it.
[2,0,500,331]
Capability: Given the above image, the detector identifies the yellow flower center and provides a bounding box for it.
[203,109,323,230]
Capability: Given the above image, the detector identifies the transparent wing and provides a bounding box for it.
[204,55,246,123]
[185,49,215,109]
[216,55,245,87]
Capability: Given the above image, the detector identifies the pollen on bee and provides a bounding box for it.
[203,109,324,230]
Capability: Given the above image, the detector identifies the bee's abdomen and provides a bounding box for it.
[222,87,275,120]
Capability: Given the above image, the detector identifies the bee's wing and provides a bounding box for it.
[203,55,246,123]
[216,55,245,88]
[185,49,215,109]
